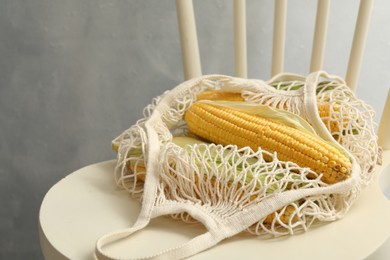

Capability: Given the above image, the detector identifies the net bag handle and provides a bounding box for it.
[95,117,224,260]
[304,71,347,143]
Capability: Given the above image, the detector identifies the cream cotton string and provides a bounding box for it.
[95,71,378,259]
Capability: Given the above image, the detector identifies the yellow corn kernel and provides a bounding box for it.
[196,91,244,102]
[184,102,352,184]
[318,102,347,133]
[263,205,298,225]
[197,91,343,133]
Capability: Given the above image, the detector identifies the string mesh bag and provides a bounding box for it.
[95,71,379,260]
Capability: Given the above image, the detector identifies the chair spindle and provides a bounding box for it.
[272,0,288,76]
[310,0,330,72]
[378,89,390,150]
[234,0,247,78]
[176,0,202,80]
[346,0,373,91]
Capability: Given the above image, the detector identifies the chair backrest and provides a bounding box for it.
[175,0,390,150]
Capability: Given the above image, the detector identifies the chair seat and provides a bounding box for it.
[39,151,390,260]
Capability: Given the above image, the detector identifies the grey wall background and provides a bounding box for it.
[1,0,389,259]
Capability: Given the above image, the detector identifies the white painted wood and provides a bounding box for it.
[346,0,373,91]
[39,156,390,259]
[234,0,247,78]
[378,89,390,150]
[310,0,330,72]
[272,0,288,76]
[176,0,202,80]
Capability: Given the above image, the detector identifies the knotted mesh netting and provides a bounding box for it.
[112,72,378,237]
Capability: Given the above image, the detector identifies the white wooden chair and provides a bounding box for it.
[39,1,390,259]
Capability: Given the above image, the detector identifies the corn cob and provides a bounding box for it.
[122,163,296,224]
[317,102,344,132]
[112,142,146,181]
[196,91,245,102]
[264,204,297,224]
[114,136,298,225]
[184,102,352,184]
[197,91,244,102]
[196,91,343,133]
